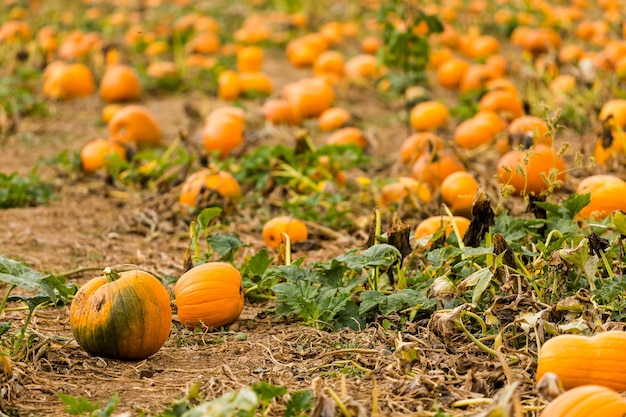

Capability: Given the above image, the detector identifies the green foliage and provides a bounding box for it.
[155,381,313,417]
[237,142,368,229]
[0,67,47,118]
[105,139,193,190]
[377,0,443,94]
[0,170,55,209]
[0,254,77,354]
[58,392,119,416]
[270,244,412,330]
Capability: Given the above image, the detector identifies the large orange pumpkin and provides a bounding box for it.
[536,331,626,392]
[69,269,172,360]
[539,385,626,417]
[174,262,244,329]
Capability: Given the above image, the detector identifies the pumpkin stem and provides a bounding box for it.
[104,267,121,282]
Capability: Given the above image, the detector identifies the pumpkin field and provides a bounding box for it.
[2,0,626,415]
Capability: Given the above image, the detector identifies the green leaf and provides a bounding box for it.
[559,238,598,288]
[359,289,435,316]
[335,244,401,273]
[458,267,493,305]
[94,392,119,417]
[0,254,49,291]
[563,193,591,219]
[333,300,365,331]
[208,233,245,261]
[57,393,100,415]
[285,390,314,417]
[7,294,50,311]
[197,207,222,229]
[251,381,287,405]
[182,387,258,417]
[0,322,10,337]
[611,210,626,235]
[242,250,273,278]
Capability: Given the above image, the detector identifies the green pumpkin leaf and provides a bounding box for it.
[285,390,314,417]
[183,387,258,417]
[0,254,49,291]
[0,322,9,337]
[57,393,100,415]
[208,233,245,262]
[197,207,222,230]
[251,381,287,405]
[610,210,626,235]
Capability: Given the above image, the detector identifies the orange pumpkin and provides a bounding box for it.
[99,64,142,102]
[217,70,241,101]
[409,101,449,132]
[179,169,241,209]
[496,145,566,196]
[108,105,162,146]
[376,177,432,206]
[414,215,471,244]
[576,175,626,219]
[399,132,443,165]
[262,98,300,125]
[537,332,626,392]
[202,112,244,158]
[174,262,244,329]
[440,171,480,216]
[325,127,367,148]
[262,216,308,249]
[318,107,352,131]
[70,269,172,360]
[539,385,626,417]
[80,138,127,173]
[43,62,96,100]
[236,46,264,73]
[283,77,335,119]
[412,150,466,190]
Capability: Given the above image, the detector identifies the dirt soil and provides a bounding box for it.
[0,43,602,417]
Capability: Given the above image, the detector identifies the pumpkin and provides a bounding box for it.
[326,127,367,148]
[576,175,626,219]
[409,100,449,132]
[108,105,163,146]
[437,57,470,89]
[413,215,471,245]
[412,150,466,190]
[179,169,241,209]
[80,138,128,173]
[174,262,244,329]
[99,64,142,102]
[376,177,432,207]
[539,385,626,417]
[262,98,300,125]
[70,269,172,360]
[496,145,566,196]
[217,70,241,101]
[262,216,308,249]
[318,107,352,131]
[399,132,443,165]
[536,331,626,392]
[202,111,244,158]
[236,46,264,73]
[440,171,480,217]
